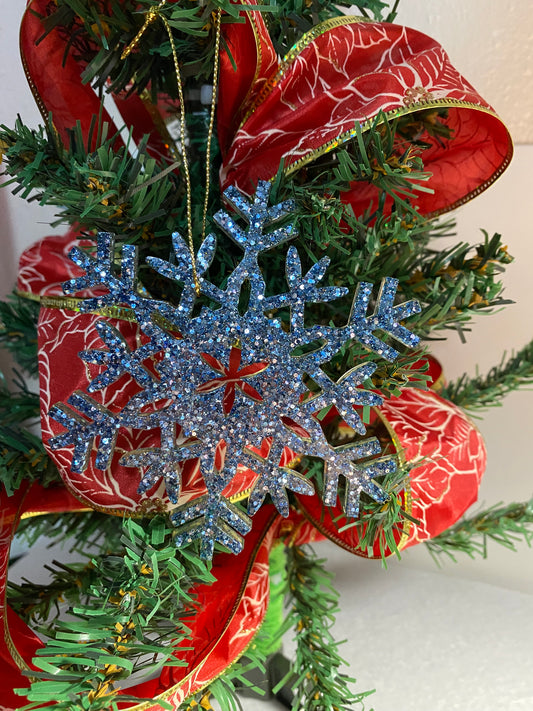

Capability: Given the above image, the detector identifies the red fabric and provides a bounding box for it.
[0,483,85,710]
[0,480,281,710]
[217,0,278,155]
[17,226,89,297]
[21,0,175,159]
[219,17,512,217]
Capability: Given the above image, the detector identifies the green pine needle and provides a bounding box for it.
[441,337,533,411]
[0,292,40,376]
[13,515,215,711]
[283,545,375,710]
[426,499,533,564]
[0,369,60,495]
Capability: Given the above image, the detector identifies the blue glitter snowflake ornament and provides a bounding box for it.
[50,182,421,558]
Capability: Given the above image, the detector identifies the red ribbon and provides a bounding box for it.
[218,11,512,217]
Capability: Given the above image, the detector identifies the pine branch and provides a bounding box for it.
[0,369,39,424]
[349,464,420,561]
[265,1,393,56]
[14,516,215,711]
[399,231,512,340]
[0,112,227,301]
[281,114,433,222]
[8,559,97,626]
[36,1,394,102]
[0,116,181,244]
[426,500,533,564]
[35,0,218,98]
[441,338,533,411]
[282,546,375,711]
[0,370,61,495]
[15,509,123,559]
[0,292,40,376]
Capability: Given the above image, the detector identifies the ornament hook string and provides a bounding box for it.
[202,8,222,242]
[120,2,165,61]
[121,0,222,297]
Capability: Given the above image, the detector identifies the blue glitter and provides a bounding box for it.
[49,181,421,559]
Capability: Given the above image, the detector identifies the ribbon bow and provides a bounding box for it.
[217,5,512,217]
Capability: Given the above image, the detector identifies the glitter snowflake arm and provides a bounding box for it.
[147,231,225,317]
[301,363,383,435]
[215,182,297,256]
[49,392,118,472]
[349,278,421,361]
[63,232,117,294]
[301,278,421,366]
[223,182,297,232]
[120,422,202,503]
[80,320,159,392]
[63,233,152,315]
[321,438,395,517]
[243,440,314,517]
[171,492,252,559]
[210,183,299,309]
[263,247,348,329]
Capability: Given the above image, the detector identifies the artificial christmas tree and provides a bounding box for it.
[0,1,531,709]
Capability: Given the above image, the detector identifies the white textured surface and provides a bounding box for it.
[238,545,533,711]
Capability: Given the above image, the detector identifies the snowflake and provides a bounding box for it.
[49,182,421,558]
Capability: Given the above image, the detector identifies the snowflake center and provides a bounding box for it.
[196,346,269,415]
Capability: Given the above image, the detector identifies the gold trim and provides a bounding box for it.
[239,16,367,127]
[21,292,180,335]
[15,289,41,303]
[229,486,252,504]
[19,0,63,156]
[40,294,139,322]
[4,618,32,674]
[19,2,49,125]
[282,15,367,67]
[282,98,513,217]
[375,407,412,553]
[16,289,142,324]
[284,99,503,175]
[430,370,445,393]
[3,487,34,674]
[20,507,92,520]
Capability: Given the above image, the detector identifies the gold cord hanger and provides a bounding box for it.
[121,0,222,295]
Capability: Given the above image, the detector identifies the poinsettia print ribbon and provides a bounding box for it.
[218,13,512,217]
